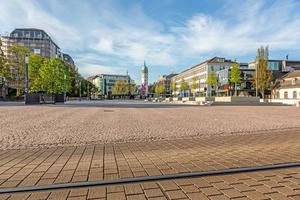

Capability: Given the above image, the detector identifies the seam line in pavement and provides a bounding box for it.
[1,162,300,194]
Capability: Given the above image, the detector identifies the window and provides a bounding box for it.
[284,91,288,99]
[293,91,297,99]
[268,62,279,70]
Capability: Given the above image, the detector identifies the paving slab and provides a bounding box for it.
[0,130,300,190]
[2,167,300,199]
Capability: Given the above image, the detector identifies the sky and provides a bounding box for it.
[1,0,300,84]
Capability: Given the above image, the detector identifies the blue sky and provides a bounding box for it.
[1,0,300,84]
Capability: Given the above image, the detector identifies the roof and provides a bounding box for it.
[174,57,233,77]
[282,70,300,79]
[9,28,60,48]
[142,61,148,73]
[165,73,178,79]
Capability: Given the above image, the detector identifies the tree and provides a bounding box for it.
[253,47,273,99]
[39,58,72,94]
[206,71,217,96]
[7,45,30,96]
[140,84,147,97]
[191,77,199,96]
[28,54,44,92]
[113,80,127,95]
[171,81,177,96]
[0,38,6,77]
[155,82,164,95]
[180,79,188,96]
[230,62,241,96]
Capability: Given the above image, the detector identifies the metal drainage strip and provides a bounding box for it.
[1,162,300,194]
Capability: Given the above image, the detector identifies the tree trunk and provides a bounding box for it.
[235,83,237,96]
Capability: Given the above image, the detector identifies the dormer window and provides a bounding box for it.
[292,79,296,85]
[218,58,225,63]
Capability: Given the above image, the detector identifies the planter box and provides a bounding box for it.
[182,97,195,102]
[215,96,260,103]
[173,97,182,101]
[195,97,215,102]
[165,97,173,102]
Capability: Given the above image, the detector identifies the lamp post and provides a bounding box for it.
[87,82,90,100]
[24,54,29,103]
[79,80,82,101]
[256,62,258,97]
[64,74,66,102]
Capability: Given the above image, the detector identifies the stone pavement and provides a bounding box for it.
[0,129,300,199]
[2,167,300,199]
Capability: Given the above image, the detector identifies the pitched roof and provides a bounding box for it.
[282,70,300,79]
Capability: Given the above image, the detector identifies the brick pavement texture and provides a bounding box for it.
[2,167,300,199]
[0,105,300,150]
[0,130,299,189]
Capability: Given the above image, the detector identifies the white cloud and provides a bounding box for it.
[79,64,127,78]
[0,0,82,49]
[1,0,300,83]
[176,0,300,56]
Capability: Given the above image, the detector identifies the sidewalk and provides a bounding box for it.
[0,129,300,199]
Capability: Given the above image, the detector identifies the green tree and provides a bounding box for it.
[171,81,177,95]
[180,79,188,96]
[7,45,30,96]
[206,71,217,96]
[253,57,272,99]
[230,62,241,96]
[0,38,6,77]
[113,80,127,95]
[39,58,72,94]
[155,83,164,95]
[191,77,199,96]
[28,54,44,92]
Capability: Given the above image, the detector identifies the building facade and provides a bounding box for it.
[171,57,234,96]
[273,70,300,100]
[216,63,255,96]
[141,61,149,97]
[154,73,177,96]
[62,53,77,71]
[90,74,134,97]
[1,28,61,59]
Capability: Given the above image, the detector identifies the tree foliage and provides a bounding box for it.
[28,54,44,92]
[171,81,177,93]
[7,45,30,96]
[155,82,164,94]
[230,62,241,96]
[253,57,273,99]
[180,79,188,91]
[0,38,6,77]
[38,58,72,94]
[113,80,127,95]
[206,71,217,87]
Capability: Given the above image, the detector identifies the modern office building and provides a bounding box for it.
[171,57,234,96]
[248,59,300,80]
[89,74,134,97]
[216,63,255,96]
[1,28,61,59]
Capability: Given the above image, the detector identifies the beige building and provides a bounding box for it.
[273,70,300,100]
[171,57,234,96]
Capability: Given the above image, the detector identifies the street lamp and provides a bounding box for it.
[64,74,66,102]
[79,79,82,101]
[24,54,29,103]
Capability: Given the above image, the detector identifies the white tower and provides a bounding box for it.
[141,61,148,96]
